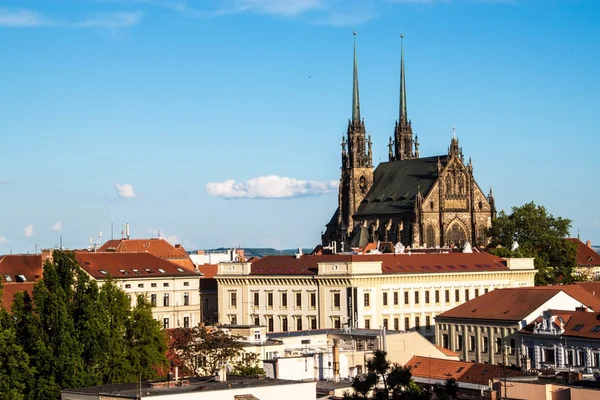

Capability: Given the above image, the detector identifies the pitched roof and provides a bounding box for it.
[0,255,44,283]
[199,264,218,279]
[247,252,509,276]
[520,309,600,340]
[97,238,195,271]
[575,281,600,299]
[74,252,200,279]
[436,286,600,322]
[566,238,600,267]
[354,156,448,217]
[406,356,525,386]
[434,344,460,358]
[1,283,34,312]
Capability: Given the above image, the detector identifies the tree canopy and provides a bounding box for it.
[1,250,168,399]
[487,201,578,285]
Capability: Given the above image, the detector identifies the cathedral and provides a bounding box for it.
[322,33,496,250]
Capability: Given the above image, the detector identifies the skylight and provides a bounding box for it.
[571,324,584,331]
[456,367,464,373]
[591,326,600,333]
[176,267,185,273]
[145,268,154,273]
[3,275,12,282]
[119,269,129,275]
[132,269,141,275]
[16,275,27,282]
[158,268,166,274]
[99,270,108,275]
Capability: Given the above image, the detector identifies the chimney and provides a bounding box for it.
[586,240,592,248]
[575,306,587,312]
[295,247,303,259]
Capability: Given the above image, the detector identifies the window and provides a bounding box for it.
[567,350,574,365]
[310,292,317,308]
[163,283,169,287]
[591,326,600,332]
[183,317,189,328]
[394,292,399,305]
[415,317,420,330]
[163,293,169,307]
[163,318,169,329]
[455,290,460,302]
[364,293,370,307]
[425,291,430,304]
[484,288,489,294]
[495,338,502,354]
[578,350,585,366]
[333,317,341,329]
[150,294,157,307]
[465,289,470,302]
[425,316,431,330]
[296,292,302,308]
[365,319,371,329]
[281,292,287,308]
[475,288,479,297]
[231,315,237,325]
[442,334,449,349]
[184,281,190,286]
[510,339,516,355]
[404,292,409,305]
[151,283,157,288]
[296,318,302,331]
[415,291,420,304]
[483,336,489,353]
[394,318,399,331]
[445,290,450,303]
[383,292,388,306]
[267,292,274,308]
[125,284,131,289]
[230,292,237,308]
[282,317,288,331]
[267,317,274,332]
[254,331,261,340]
[253,292,260,307]
[543,348,555,364]
[405,317,410,330]
[457,335,463,351]
[333,292,341,308]
[426,225,435,247]
[254,316,260,326]
[469,336,475,352]
[183,292,189,306]
[138,283,144,288]
[435,290,440,303]
[383,319,389,330]
[311,317,317,330]
[594,353,600,368]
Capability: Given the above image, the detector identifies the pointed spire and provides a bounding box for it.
[399,33,408,127]
[352,31,361,123]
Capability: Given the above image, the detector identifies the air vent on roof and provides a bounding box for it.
[3,275,12,282]
[158,268,166,274]
[16,275,27,282]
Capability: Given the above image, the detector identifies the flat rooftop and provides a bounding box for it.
[62,375,308,398]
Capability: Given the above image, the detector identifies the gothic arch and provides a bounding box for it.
[446,220,468,248]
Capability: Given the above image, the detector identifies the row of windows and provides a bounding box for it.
[150,292,191,307]
[162,316,190,329]
[378,287,489,307]
[537,348,600,367]
[229,315,323,332]
[442,334,516,355]
[364,316,432,331]
[124,281,191,289]
[231,292,318,309]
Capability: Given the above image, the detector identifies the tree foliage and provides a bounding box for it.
[487,201,579,285]
[2,251,168,399]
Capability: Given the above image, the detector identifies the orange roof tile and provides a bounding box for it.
[199,264,218,279]
[436,286,600,322]
[249,252,509,276]
[434,345,460,358]
[566,238,600,267]
[0,255,44,283]
[575,282,600,299]
[406,356,525,386]
[74,252,200,279]
[1,283,34,312]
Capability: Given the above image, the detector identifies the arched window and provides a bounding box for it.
[426,225,435,248]
[446,223,467,247]
[445,175,453,195]
[477,226,487,245]
[458,175,465,194]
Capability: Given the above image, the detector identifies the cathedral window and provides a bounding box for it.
[447,223,467,248]
[426,225,435,248]
[458,175,465,194]
[359,175,367,194]
[445,175,453,195]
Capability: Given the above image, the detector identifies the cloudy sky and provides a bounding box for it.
[0,0,599,252]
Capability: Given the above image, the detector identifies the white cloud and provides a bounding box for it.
[0,236,7,243]
[224,0,328,17]
[0,8,53,27]
[115,183,138,199]
[75,11,144,28]
[24,225,34,237]
[146,228,180,245]
[206,175,337,199]
[52,221,63,232]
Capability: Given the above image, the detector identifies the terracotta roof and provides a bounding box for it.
[566,238,600,267]
[249,252,509,276]
[434,345,461,358]
[74,252,200,279]
[199,264,218,279]
[436,286,600,322]
[0,255,44,283]
[1,282,34,312]
[406,356,525,386]
[575,282,600,299]
[520,309,600,340]
[97,238,196,271]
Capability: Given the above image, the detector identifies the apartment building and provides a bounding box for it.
[215,252,536,337]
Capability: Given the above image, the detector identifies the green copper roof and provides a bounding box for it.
[352,32,361,122]
[399,35,407,126]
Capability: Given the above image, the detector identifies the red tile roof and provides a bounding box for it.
[97,238,195,271]
[434,345,460,358]
[406,356,525,386]
[520,309,600,340]
[0,255,44,283]
[74,252,201,279]
[575,282,600,299]
[199,264,218,279]
[249,252,510,276]
[436,286,600,322]
[1,283,34,312]
[566,238,600,267]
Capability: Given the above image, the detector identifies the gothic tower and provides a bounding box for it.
[338,32,373,239]
[390,34,417,161]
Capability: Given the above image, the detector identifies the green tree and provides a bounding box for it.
[232,352,266,377]
[488,202,578,285]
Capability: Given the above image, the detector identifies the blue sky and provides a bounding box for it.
[1,0,599,253]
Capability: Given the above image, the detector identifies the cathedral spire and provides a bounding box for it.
[393,33,415,161]
[352,31,361,123]
[399,33,407,127]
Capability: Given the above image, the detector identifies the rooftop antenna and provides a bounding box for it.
[59,236,63,250]
[126,223,130,240]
